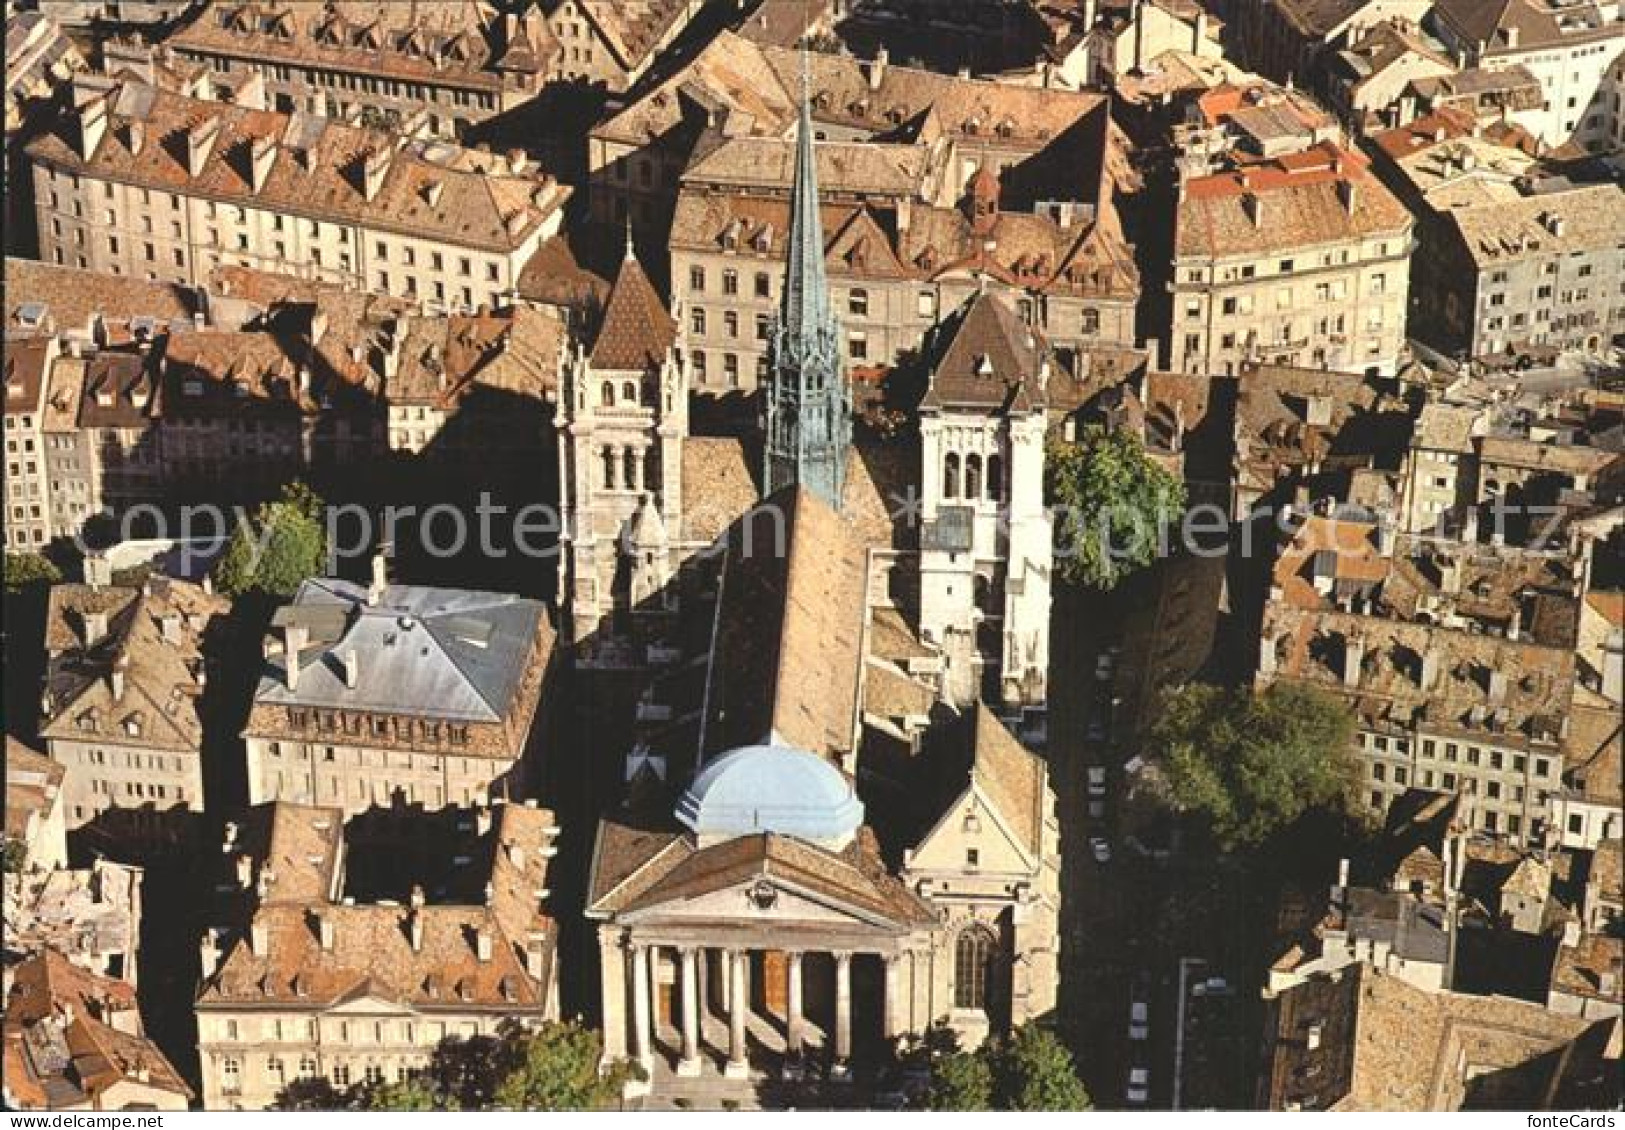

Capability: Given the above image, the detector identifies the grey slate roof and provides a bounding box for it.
[257,580,545,723]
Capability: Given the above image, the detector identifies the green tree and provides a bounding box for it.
[1,836,27,873]
[1148,682,1359,851]
[3,551,61,593]
[270,1078,352,1110]
[492,1020,633,1111]
[212,482,328,598]
[1046,426,1187,590]
[357,1079,449,1111]
[991,1025,1091,1111]
[926,1050,994,1110]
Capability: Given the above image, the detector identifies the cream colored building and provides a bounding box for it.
[26,80,569,304]
[39,579,228,835]
[3,336,57,550]
[242,574,555,817]
[543,0,704,91]
[4,739,68,872]
[165,1,551,139]
[1170,141,1413,376]
[196,800,560,1110]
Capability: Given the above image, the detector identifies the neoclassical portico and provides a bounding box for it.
[588,745,942,1085]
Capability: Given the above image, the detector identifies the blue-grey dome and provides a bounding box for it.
[675,744,863,848]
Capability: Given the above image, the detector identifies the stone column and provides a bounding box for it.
[725,948,750,1079]
[630,942,653,1071]
[883,952,904,1041]
[786,951,805,1054]
[597,930,629,1062]
[833,951,853,1079]
[677,947,701,1077]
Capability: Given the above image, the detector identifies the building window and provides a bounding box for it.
[1081,307,1100,335]
[222,1057,241,1093]
[723,354,739,387]
[953,926,995,1010]
[691,350,707,382]
[986,453,1003,499]
[944,452,960,498]
[691,309,706,336]
[849,289,869,317]
[722,269,738,296]
[965,453,982,498]
[755,272,771,298]
[689,266,705,293]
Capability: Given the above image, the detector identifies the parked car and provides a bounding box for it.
[1086,766,1107,797]
[1128,1000,1149,1041]
[1191,976,1233,997]
[1126,1067,1150,1105]
[1090,836,1112,864]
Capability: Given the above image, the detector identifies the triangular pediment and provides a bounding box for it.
[324,990,416,1016]
[619,873,899,931]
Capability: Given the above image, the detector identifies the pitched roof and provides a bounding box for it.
[250,579,552,738]
[923,290,1049,412]
[1261,962,1613,1110]
[40,581,227,752]
[970,705,1048,858]
[27,82,570,254]
[4,739,64,843]
[704,488,868,763]
[590,251,675,371]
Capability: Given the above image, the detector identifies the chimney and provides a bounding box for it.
[110,658,127,701]
[124,120,145,156]
[82,610,108,646]
[475,929,493,963]
[200,930,221,979]
[316,913,335,951]
[361,147,391,202]
[1488,668,1507,704]
[161,613,182,645]
[1439,556,1461,595]
[1421,646,1441,690]
[1337,857,1350,892]
[245,133,277,193]
[235,853,253,889]
[342,650,359,689]
[79,96,110,159]
[283,623,308,691]
[1338,178,1357,215]
[309,309,329,346]
[185,116,221,177]
[368,550,388,605]
[505,839,525,871]
[869,46,888,90]
[524,932,547,980]
[1244,191,1264,228]
[84,554,113,591]
[250,918,269,955]
[1343,634,1365,688]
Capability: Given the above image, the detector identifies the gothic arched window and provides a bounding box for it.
[944,452,960,498]
[601,381,615,408]
[622,380,638,405]
[601,446,616,489]
[965,453,982,500]
[643,447,660,494]
[954,926,996,1010]
[623,448,639,491]
[986,453,1003,500]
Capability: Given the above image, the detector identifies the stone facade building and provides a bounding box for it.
[26,80,569,304]
[165,2,552,139]
[195,799,560,1109]
[557,242,688,654]
[1170,141,1414,376]
[916,288,1053,707]
[586,490,1060,1094]
[1258,515,1588,843]
[542,0,705,90]
[241,571,556,816]
[39,578,229,835]
[4,739,68,872]
[4,336,58,549]
[1427,0,1625,152]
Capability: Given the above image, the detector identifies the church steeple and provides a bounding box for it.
[763,42,851,509]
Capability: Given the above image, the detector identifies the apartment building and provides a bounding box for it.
[4,739,68,872]
[4,336,59,549]
[26,80,570,305]
[1170,141,1414,376]
[242,571,556,816]
[1259,515,1585,843]
[1229,0,1432,88]
[165,2,551,139]
[1427,0,1625,152]
[587,30,1116,231]
[195,800,560,1109]
[542,0,705,91]
[38,578,229,833]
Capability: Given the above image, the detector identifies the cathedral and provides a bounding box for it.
[559,52,1062,1098]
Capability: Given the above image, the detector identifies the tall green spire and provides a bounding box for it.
[763,39,851,509]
